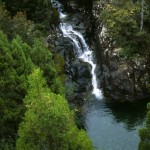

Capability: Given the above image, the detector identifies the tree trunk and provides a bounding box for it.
[140,0,144,31]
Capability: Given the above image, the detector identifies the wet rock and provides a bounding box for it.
[76,60,92,78]
[51,1,97,107]
[73,60,92,93]
[74,93,85,106]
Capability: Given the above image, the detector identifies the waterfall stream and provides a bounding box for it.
[52,0,102,99]
[51,1,146,150]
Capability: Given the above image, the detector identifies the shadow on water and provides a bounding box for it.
[82,95,148,150]
[105,100,147,131]
[51,1,148,149]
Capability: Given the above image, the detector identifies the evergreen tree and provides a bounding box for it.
[16,68,93,150]
[31,38,65,95]
[1,0,59,32]
[0,4,36,44]
[0,31,33,141]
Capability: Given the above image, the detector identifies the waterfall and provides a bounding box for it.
[51,0,102,99]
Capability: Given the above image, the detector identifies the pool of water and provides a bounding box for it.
[51,1,147,149]
[83,96,147,150]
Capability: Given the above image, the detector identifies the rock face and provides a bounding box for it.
[48,3,93,105]
[54,29,92,94]
[75,60,92,93]
[92,1,150,101]
[50,0,150,102]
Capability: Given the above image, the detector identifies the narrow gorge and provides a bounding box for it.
[1,0,150,149]
[51,0,148,150]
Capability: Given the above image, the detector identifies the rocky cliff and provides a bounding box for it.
[50,0,150,102]
[48,1,94,105]
[92,1,150,101]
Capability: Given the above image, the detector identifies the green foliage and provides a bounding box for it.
[0,1,93,149]
[102,2,140,38]
[144,0,150,32]
[10,12,35,44]
[139,103,150,150]
[66,82,76,101]
[0,30,65,148]
[31,38,65,96]
[0,138,15,150]
[53,53,66,85]
[0,3,64,94]
[0,4,37,44]
[0,31,33,142]
[1,0,59,32]
[16,68,93,150]
[101,0,150,57]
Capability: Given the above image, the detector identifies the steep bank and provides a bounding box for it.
[50,1,148,150]
[53,0,150,101]
[92,1,150,101]
[50,0,101,105]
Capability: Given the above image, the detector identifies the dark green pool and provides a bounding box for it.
[83,96,147,150]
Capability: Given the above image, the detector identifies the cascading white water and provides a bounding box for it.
[52,0,102,99]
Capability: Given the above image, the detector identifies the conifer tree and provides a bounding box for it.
[1,0,59,31]
[31,39,65,95]
[16,68,93,150]
[0,31,33,141]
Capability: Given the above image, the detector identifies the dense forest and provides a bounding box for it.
[0,0,93,149]
[0,0,150,150]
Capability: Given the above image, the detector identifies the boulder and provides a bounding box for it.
[73,60,92,93]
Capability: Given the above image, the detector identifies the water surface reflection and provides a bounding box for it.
[83,96,147,150]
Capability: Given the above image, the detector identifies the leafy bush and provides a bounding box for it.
[101,0,150,57]
[139,103,150,150]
